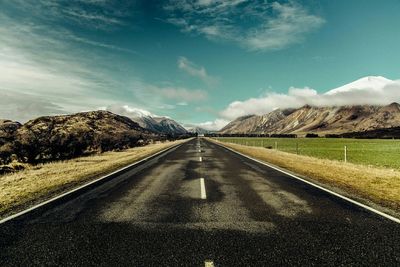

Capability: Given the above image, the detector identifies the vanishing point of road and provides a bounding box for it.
[1,138,399,266]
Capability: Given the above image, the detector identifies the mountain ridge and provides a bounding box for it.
[220,103,400,135]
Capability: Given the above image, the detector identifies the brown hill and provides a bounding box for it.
[220,103,400,135]
[0,110,157,164]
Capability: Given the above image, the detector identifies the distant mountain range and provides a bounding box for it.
[185,126,210,135]
[220,103,400,135]
[130,115,188,135]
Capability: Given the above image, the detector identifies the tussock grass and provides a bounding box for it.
[0,140,187,218]
[210,138,400,216]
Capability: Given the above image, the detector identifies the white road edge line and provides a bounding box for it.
[214,141,400,224]
[204,260,214,267]
[200,178,207,199]
[0,140,191,224]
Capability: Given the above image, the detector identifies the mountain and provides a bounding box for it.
[185,126,210,135]
[220,109,294,134]
[220,103,400,135]
[129,115,187,135]
[0,110,157,164]
[153,117,188,135]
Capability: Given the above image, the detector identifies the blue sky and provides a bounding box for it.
[1,0,400,129]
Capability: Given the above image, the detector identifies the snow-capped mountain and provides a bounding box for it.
[129,116,188,135]
[106,105,188,135]
[325,76,393,95]
[221,76,400,135]
[185,126,210,134]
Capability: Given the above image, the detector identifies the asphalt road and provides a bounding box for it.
[1,138,399,266]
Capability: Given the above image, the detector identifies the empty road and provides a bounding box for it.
[1,138,399,266]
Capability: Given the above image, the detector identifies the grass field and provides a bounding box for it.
[214,137,400,169]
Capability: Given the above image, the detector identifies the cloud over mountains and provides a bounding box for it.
[220,76,400,120]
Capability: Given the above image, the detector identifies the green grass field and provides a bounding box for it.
[214,137,400,169]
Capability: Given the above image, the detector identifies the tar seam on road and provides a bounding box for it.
[200,178,207,199]
[213,140,400,224]
[0,140,192,224]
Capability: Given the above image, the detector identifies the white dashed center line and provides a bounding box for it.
[200,178,207,199]
[204,260,214,267]
[199,156,202,162]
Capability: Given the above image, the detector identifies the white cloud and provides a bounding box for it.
[177,102,188,106]
[220,77,400,120]
[165,0,325,51]
[178,56,216,84]
[105,104,157,118]
[195,118,230,131]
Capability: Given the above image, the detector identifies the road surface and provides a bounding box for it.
[1,138,399,266]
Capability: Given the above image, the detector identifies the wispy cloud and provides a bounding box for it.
[130,81,208,113]
[220,78,400,120]
[165,0,325,51]
[177,56,217,85]
[9,0,134,30]
[0,8,132,122]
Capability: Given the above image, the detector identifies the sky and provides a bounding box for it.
[1,0,400,130]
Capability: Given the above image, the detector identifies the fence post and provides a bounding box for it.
[344,145,347,163]
[275,141,278,150]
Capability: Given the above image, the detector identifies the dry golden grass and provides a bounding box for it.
[0,139,188,217]
[209,138,400,216]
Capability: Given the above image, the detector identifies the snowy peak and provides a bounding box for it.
[153,117,188,135]
[185,126,210,134]
[326,76,393,95]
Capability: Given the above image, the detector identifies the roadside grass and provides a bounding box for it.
[215,137,400,169]
[0,139,187,218]
[210,138,400,216]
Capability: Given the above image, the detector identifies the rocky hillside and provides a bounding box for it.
[220,103,400,135]
[0,110,158,164]
[153,117,188,135]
